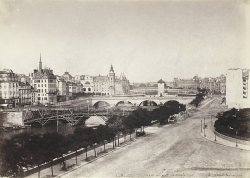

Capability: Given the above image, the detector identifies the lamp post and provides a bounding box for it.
[236,130,238,147]
[93,143,97,157]
[113,137,115,149]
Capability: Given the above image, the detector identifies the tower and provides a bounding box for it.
[109,64,115,95]
[157,79,165,97]
[39,53,42,72]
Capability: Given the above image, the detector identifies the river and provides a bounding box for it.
[0,121,83,140]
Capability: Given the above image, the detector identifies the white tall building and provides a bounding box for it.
[226,68,250,109]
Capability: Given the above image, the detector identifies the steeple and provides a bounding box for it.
[39,53,42,71]
[109,64,114,73]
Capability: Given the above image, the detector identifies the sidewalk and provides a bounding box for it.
[200,118,250,151]
[25,133,138,178]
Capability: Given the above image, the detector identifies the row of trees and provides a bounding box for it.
[190,87,208,107]
[0,126,115,177]
[215,108,250,138]
[0,100,186,177]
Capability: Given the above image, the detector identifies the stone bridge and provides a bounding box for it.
[90,96,195,108]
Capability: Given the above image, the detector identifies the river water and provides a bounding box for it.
[0,121,85,140]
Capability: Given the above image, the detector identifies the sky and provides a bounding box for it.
[0,0,250,83]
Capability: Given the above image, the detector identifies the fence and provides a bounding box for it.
[22,132,136,177]
[214,130,250,146]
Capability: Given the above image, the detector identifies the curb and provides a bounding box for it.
[199,131,250,151]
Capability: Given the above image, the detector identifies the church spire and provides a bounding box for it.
[109,64,114,73]
[39,53,42,71]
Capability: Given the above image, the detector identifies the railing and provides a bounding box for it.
[20,131,136,177]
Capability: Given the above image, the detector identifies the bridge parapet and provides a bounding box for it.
[91,96,194,107]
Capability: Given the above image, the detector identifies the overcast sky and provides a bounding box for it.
[0,0,249,83]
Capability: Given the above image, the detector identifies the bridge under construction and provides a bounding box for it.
[23,108,111,126]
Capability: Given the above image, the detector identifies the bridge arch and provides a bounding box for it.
[93,101,111,109]
[139,100,158,106]
[115,101,133,106]
[163,100,180,106]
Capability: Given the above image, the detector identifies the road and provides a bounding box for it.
[61,96,250,178]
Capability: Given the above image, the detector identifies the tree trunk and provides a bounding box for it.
[75,150,78,165]
[61,155,66,170]
[50,161,53,176]
[38,165,40,178]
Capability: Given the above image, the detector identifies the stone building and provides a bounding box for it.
[0,69,19,108]
[30,54,57,105]
[173,76,200,89]
[226,68,250,109]
[92,65,130,95]
[18,82,33,106]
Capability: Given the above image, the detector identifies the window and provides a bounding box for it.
[45,84,46,87]
[42,84,43,87]
[38,84,40,87]
[44,97,47,100]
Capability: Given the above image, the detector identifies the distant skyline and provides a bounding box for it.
[0,0,250,83]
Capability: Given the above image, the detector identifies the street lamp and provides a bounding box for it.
[236,130,238,147]
[93,143,97,157]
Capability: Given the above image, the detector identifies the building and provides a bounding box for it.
[92,65,130,95]
[18,82,33,106]
[17,74,31,83]
[157,79,165,96]
[0,69,19,108]
[173,76,200,89]
[56,76,68,102]
[62,71,73,82]
[30,54,57,105]
[226,68,250,109]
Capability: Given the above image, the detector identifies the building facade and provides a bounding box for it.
[18,82,33,106]
[0,69,19,108]
[30,55,57,105]
[92,65,130,96]
[173,76,200,89]
[226,68,250,109]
